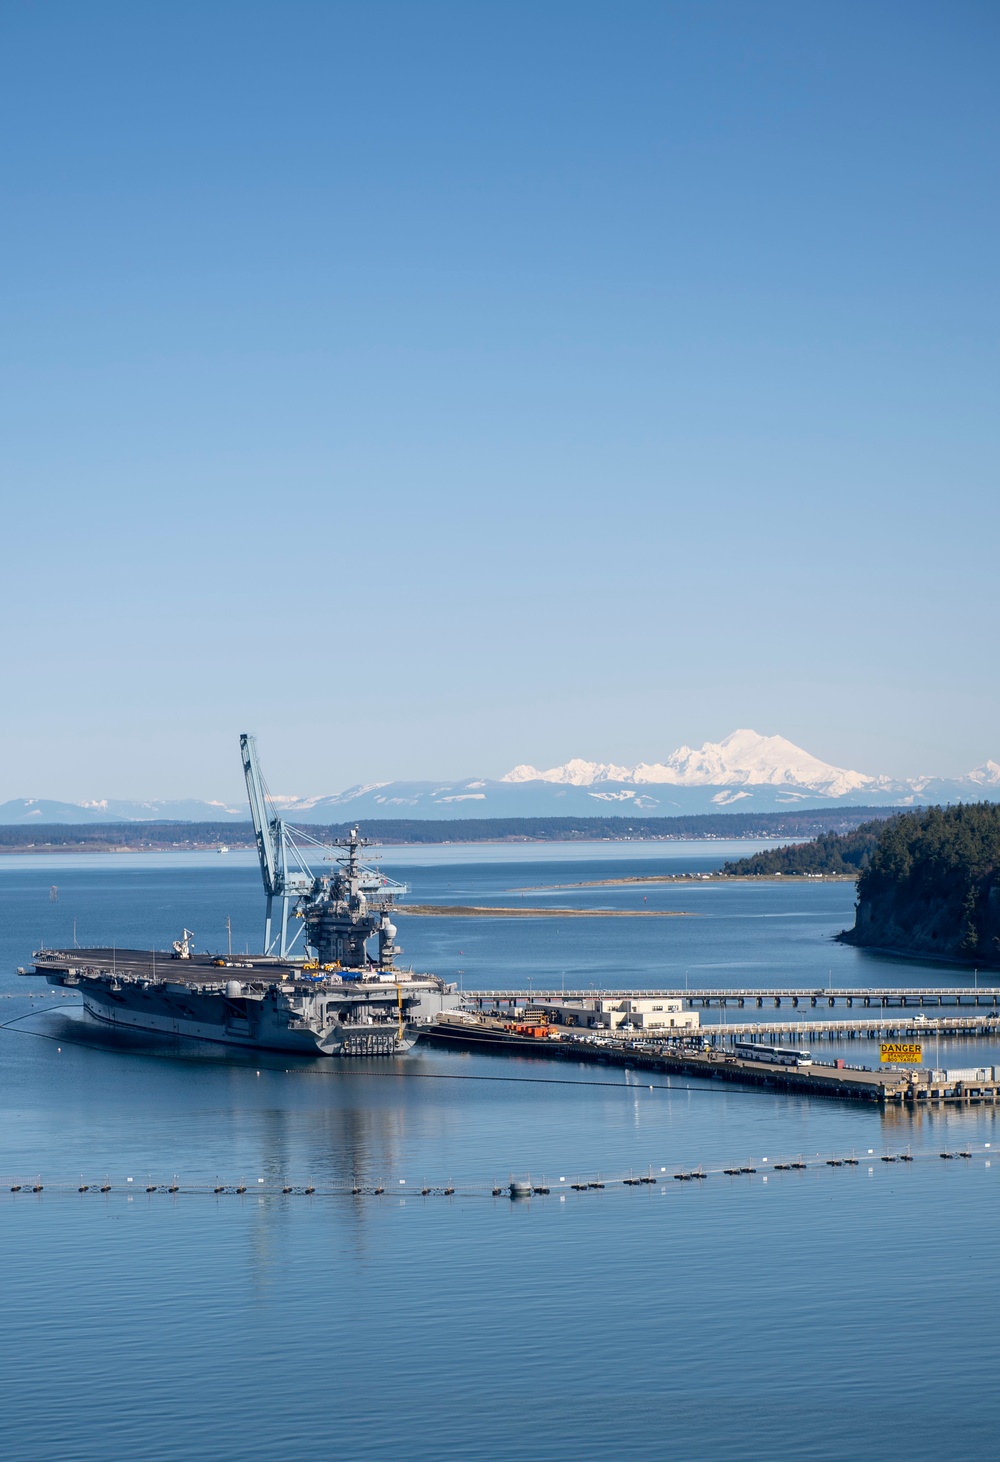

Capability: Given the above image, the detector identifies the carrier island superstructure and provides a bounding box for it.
[24,735,460,1055]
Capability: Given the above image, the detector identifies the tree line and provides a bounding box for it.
[721,820,888,876]
[0,806,910,850]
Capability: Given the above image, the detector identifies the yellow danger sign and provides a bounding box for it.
[881,1043,922,1064]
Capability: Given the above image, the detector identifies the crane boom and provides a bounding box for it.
[240,733,278,896]
[238,733,407,962]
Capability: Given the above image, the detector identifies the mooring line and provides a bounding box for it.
[0,1005,74,1030]
[283,1068,775,1095]
[0,1013,773,1093]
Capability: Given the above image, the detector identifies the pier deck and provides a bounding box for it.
[703,1016,996,1041]
[467,986,1000,1010]
[428,1016,1000,1105]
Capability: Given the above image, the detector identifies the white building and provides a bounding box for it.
[536,996,699,1033]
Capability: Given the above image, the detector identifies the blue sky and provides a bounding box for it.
[1,1,997,800]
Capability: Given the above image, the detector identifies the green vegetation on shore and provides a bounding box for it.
[842,803,1000,967]
[721,820,886,878]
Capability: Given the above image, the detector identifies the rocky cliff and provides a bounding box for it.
[840,804,1000,966]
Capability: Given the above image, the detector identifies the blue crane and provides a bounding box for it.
[240,733,315,957]
[240,734,407,965]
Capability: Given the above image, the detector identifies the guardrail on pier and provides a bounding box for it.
[467,987,1000,1010]
[704,1016,997,1041]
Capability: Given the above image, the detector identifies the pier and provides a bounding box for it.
[702,1016,997,1042]
[466,986,1000,1011]
[461,986,1000,1050]
[428,1014,1000,1106]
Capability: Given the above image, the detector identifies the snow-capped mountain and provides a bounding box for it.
[504,758,633,787]
[3,730,999,823]
[966,760,1000,788]
[0,797,248,826]
[504,730,871,798]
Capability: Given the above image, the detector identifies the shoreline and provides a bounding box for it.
[523,873,859,889]
[402,905,695,918]
[835,932,1000,973]
[0,836,798,857]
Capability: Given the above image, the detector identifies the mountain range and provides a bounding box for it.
[3,730,999,824]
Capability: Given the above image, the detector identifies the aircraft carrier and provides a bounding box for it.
[23,735,460,1056]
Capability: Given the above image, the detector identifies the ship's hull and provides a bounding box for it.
[26,948,460,1058]
[78,986,418,1055]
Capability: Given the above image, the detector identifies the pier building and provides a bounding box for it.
[532,996,700,1033]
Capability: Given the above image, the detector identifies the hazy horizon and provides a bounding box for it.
[2,724,998,807]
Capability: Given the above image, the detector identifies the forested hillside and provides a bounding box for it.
[721,820,886,877]
[841,803,1000,966]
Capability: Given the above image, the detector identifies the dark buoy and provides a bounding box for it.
[351,1186,362,1196]
[10,1185,21,1192]
[32,1184,43,1192]
[491,1187,502,1196]
[168,1185,179,1193]
[282,1185,293,1194]
[374,1186,384,1195]
[146,1184,157,1192]
[304,1185,315,1194]
[444,1186,455,1195]
[236,1184,247,1194]
[421,1187,430,1196]
[78,1184,89,1192]
[214,1185,225,1193]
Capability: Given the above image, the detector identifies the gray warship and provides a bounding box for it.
[24,735,460,1055]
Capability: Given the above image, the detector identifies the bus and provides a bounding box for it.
[733,1042,813,1068]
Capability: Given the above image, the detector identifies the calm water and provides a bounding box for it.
[2,844,998,1461]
